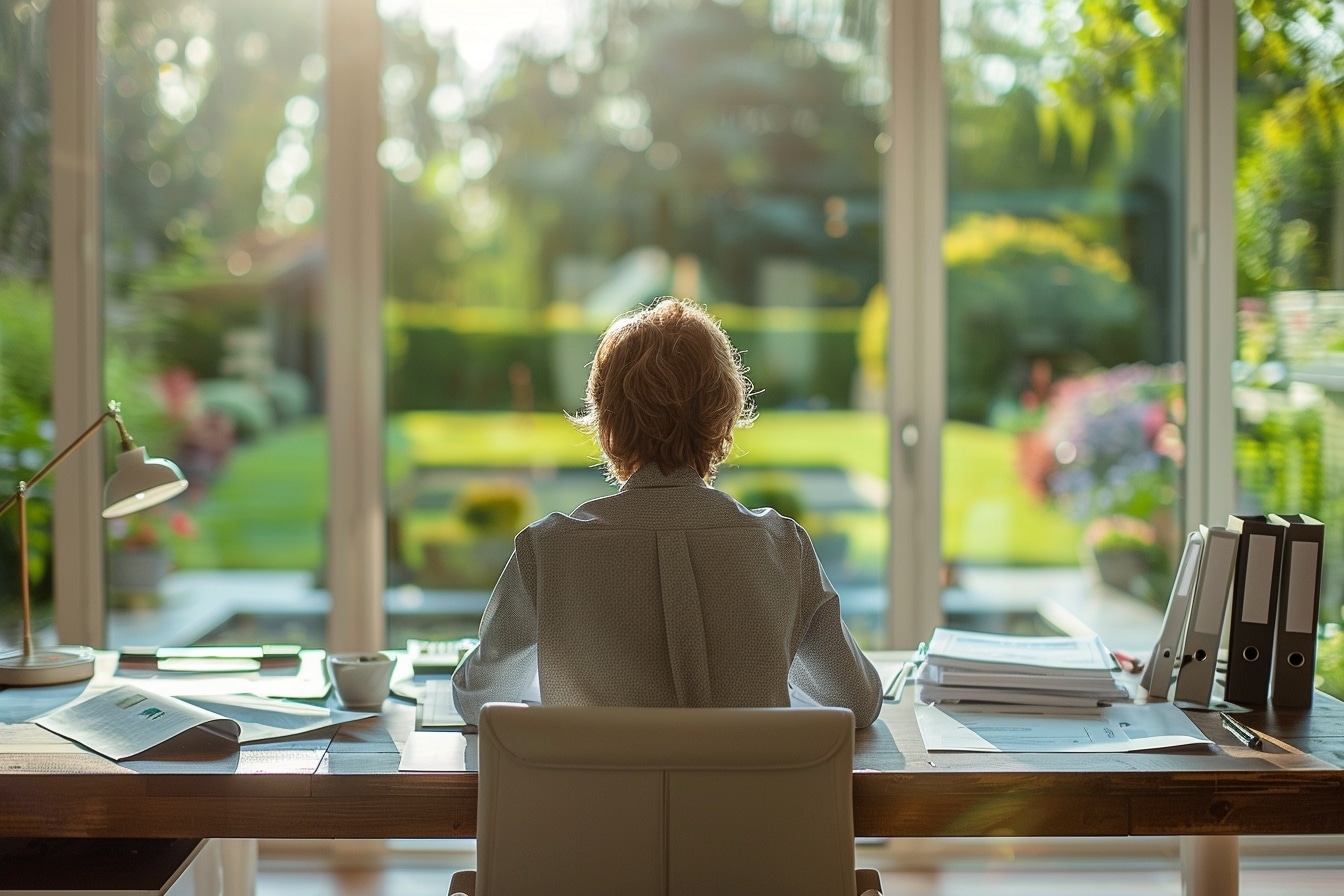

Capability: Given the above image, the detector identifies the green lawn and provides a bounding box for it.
[179,411,1082,571]
[941,420,1083,565]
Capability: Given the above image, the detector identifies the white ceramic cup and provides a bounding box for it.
[326,651,395,710]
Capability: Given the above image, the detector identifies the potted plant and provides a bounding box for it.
[1017,362,1185,606]
[105,507,196,605]
[1082,515,1169,601]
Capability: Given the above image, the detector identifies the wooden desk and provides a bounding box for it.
[3,653,1344,894]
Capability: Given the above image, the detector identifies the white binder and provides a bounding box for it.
[1140,530,1202,699]
[1173,525,1240,707]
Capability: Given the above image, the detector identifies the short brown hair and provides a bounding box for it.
[575,298,755,483]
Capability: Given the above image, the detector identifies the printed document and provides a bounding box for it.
[37,685,372,761]
[915,700,1213,752]
[37,685,240,761]
[927,628,1117,673]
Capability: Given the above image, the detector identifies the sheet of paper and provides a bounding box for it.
[928,628,1116,672]
[923,664,1132,695]
[915,683,1114,708]
[914,700,1213,752]
[37,685,240,761]
[0,724,89,754]
[421,679,469,729]
[399,729,470,772]
[179,693,372,743]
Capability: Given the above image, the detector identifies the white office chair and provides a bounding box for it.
[448,703,882,896]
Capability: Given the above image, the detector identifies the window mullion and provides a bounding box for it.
[884,0,946,648]
[1184,0,1238,533]
[49,0,105,648]
[324,0,386,651]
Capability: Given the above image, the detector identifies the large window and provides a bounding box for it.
[1232,1,1344,695]
[939,1,1186,639]
[0,0,54,645]
[8,0,1344,701]
[96,0,328,648]
[379,0,891,645]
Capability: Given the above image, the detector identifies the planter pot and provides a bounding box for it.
[1093,547,1150,592]
[107,548,170,596]
[1088,545,1165,606]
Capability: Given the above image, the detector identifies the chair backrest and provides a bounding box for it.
[474,703,857,896]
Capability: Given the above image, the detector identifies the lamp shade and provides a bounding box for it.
[102,447,190,518]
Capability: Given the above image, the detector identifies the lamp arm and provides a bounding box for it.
[0,401,132,518]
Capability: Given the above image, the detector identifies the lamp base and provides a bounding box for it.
[0,645,97,686]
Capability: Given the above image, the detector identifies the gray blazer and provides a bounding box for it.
[451,465,883,727]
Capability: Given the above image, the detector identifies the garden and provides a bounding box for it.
[5,0,1344,697]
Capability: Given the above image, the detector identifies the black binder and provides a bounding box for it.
[1268,513,1325,708]
[1223,514,1286,706]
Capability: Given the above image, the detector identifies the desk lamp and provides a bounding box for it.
[0,400,188,686]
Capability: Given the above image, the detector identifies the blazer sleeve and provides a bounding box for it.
[787,525,884,728]
[451,531,540,726]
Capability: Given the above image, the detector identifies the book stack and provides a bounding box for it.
[915,627,1130,708]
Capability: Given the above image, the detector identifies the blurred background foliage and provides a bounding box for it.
[3,0,1344,693]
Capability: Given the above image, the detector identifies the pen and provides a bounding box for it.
[905,640,928,666]
[887,641,928,703]
[1112,649,1144,674]
[1220,712,1263,751]
[883,662,912,700]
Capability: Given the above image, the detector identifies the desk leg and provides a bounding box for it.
[190,839,222,895]
[1180,835,1239,896]
[214,838,258,896]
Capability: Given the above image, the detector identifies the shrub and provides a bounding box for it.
[945,214,1156,423]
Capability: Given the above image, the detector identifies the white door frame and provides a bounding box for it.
[884,0,947,648]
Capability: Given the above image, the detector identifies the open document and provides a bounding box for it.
[915,700,1213,753]
[37,685,372,761]
[37,686,240,760]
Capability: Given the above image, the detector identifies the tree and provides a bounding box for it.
[1235,0,1344,295]
[0,2,49,279]
[379,0,885,314]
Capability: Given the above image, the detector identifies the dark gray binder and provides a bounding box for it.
[1268,513,1325,708]
[1173,525,1239,707]
[1223,515,1286,706]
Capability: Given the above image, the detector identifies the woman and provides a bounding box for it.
[451,298,883,727]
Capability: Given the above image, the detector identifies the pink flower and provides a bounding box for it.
[169,511,197,539]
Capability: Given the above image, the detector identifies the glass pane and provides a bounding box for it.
[0,2,54,650]
[100,1,328,649]
[1232,3,1344,697]
[381,0,890,648]
[941,1,1186,645]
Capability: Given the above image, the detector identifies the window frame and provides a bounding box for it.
[46,0,1239,652]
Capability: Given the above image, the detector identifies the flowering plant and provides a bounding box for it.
[1084,514,1161,554]
[1023,362,1186,526]
[106,508,197,552]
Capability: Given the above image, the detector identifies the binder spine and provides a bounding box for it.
[1141,531,1202,700]
[1223,516,1285,707]
[1269,514,1325,708]
[1173,526,1239,707]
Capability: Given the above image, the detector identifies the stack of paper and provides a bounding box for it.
[915,628,1130,708]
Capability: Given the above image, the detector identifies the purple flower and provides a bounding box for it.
[1032,362,1185,521]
